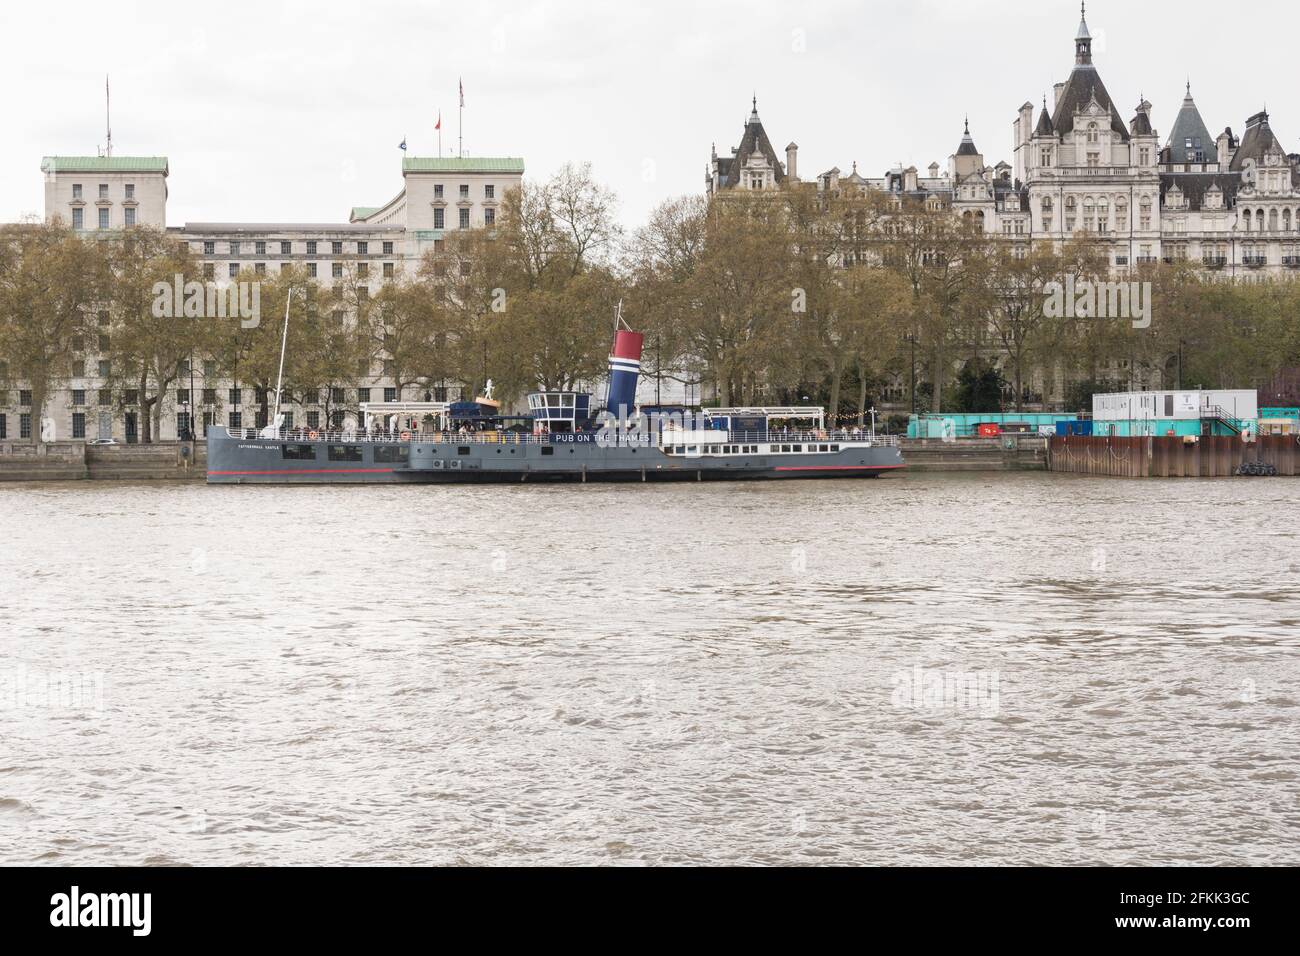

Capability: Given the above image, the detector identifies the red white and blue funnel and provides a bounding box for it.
[606,328,644,418]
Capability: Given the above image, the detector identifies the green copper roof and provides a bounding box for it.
[350,206,380,221]
[402,157,524,174]
[40,156,169,174]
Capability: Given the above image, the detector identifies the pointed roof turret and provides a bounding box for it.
[1036,96,1055,136]
[748,94,760,125]
[1075,2,1093,64]
[1166,82,1214,162]
[956,116,979,156]
[1052,6,1129,140]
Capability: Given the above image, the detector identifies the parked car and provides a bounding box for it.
[86,438,119,446]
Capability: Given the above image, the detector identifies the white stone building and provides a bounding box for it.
[705,4,1300,405]
[5,154,522,443]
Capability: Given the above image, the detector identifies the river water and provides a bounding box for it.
[1,473,1297,865]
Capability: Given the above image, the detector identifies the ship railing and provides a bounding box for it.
[225,428,554,445]
[712,431,900,447]
[223,428,901,448]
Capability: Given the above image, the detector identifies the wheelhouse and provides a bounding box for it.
[528,391,592,434]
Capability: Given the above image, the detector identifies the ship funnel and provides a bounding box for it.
[606,328,644,419]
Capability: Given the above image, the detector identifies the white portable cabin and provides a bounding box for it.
[1091,390,1257,423]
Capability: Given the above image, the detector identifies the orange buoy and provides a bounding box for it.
[308,430,319,440]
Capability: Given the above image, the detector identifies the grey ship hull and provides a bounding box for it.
[206,427,905,484]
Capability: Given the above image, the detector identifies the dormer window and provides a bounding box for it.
[1088,123,1099,143]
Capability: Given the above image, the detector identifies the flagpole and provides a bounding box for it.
[458,77,464,159]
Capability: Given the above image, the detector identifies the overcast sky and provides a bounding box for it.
[2,0,1298,229]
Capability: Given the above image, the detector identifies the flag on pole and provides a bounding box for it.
[435,112,441,131]
[399,137,407,151]
[459,78,464,107]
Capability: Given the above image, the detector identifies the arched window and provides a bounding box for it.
[1269,208,1279,232]
[1284,209,1293,232]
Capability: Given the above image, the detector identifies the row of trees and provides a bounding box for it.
[4,166,1300,442]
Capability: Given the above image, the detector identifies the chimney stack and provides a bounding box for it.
[785,142,799,182]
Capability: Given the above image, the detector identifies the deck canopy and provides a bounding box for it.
[360,401,451,431]
[705,407,827,430]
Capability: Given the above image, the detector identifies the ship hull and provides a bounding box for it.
[205,428,905,484]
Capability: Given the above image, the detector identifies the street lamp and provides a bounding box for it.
[904,331,918,416]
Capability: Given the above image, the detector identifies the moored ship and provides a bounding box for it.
[206,319,905,484]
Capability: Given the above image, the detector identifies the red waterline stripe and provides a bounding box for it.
[209,468,396,476]
[773,465,908,472]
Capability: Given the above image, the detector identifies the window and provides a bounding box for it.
[459,184,469,199]
[98,360,110,378]
[72,335,85,353]
[457,446,472,456]
[384,387,397,402]
[98,208,109,230]
[433,208,445,229]
[331,241,343,254]
[382,241,393,255]
[72,184,82,199]
[459,208,470,229]
[307,263,317,278]
[229,241,240,255]
[332,262,343,278]
[306,411,320,430]
[228,263,240,277]
[484,208,495,227]
[72,389,86,406]
[255,262,266,275]
[306,240,318,255]
[357,287,368,300]
[0,415,5,439]
[356,388,371,403]
[98,183,108,199]
[327,445,363,462]
[357,262,369,277]
[203,388,217,404]
[281,241,292,254]
[125,183,135,199]
[124,389,138,404]
[177,388,191,404]
[203,241,215,255]
[255,240,266,255]
[281,444,316,460]
[229,388,242,404]
[20,413,31,439]
[357,241,368,254]
[72,208,84,230]
[459,261,471,277]
[228,411,242,428]
[19,389,33,407]
[484,184,494,199]
[331,387,345,404]
[434,184,444,198]
[383,262,394,277]
[98,389,112,406]
[203,263,215,279]
[97,333,110,352]
[124,208,136,227]
[374,446,409,464]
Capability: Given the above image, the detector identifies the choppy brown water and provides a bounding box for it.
[1,473,1297,865]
